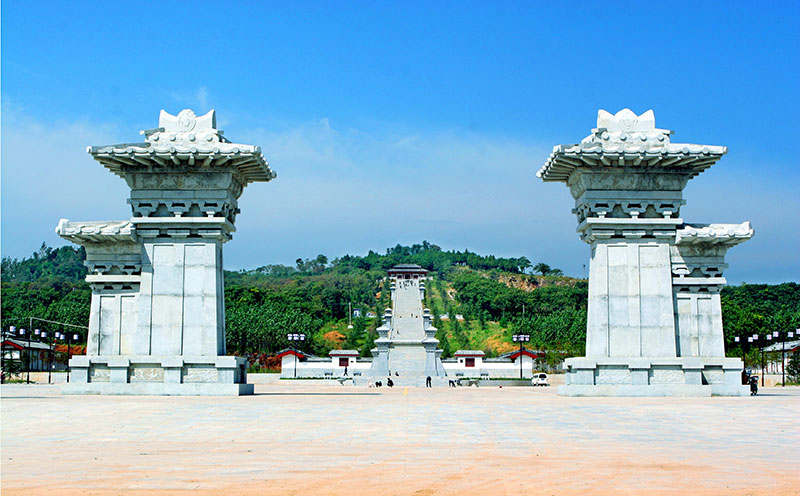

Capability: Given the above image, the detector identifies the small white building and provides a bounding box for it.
[1,338,55,372]
[762,339,800,375]
[442,349,538,379]
[277,348,371,378]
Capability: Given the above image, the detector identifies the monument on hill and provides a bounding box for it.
[368,264,447,385]
[538,109,753,396]
[57,109,275,395]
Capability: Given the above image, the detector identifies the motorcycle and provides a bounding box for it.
[749,376,758,396]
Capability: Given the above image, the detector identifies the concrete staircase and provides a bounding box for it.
[366,275,447,385]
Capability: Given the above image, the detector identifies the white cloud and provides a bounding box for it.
[1,102,131,257]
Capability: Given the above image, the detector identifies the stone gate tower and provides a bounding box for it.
[538,109,752,396]
[57,109,275,395]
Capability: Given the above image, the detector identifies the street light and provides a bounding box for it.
[43,331,55,384]
[287,333,306,378]
[20,328,32,383]
[771,329,797,387]
[751,333,768,387]
[512,334,530,379]
[1,326,13,383]
[66,333,79,383]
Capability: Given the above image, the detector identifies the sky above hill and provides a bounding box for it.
[2,1,798,283]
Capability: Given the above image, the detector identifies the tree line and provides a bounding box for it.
[2,242,798,370]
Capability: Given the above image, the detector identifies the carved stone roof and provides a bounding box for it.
[675,222,754,246]
[388,264,428,274]
[56,219,137,243]
[88,109,276,184]
[537,109,727,182]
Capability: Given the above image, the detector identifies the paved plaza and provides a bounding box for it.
[2,384,798,495]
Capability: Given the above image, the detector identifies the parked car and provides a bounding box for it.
[532,373,549,386]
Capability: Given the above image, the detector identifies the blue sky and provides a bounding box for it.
[2,1,798,283]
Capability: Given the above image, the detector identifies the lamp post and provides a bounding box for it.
[287,333,306,378]
[734,335,756,384]
[1,326,10,383]
[67,333,79,383]
[771,329,796,387]
[512,334,530,379]
[33,329,42,380]
[52,332,65,384]
[752,333,769,387]
[734,335,751,363]
[41,331,53,384]
[17,327,30,384]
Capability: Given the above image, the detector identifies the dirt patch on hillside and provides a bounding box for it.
[485,335,516,354]
[322,330,345,346]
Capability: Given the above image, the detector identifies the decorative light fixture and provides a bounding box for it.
[511,334,531,378]
[286,333,307,378]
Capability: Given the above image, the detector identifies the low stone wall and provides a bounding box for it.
[759,374,793,387]
[248,373,281,384]
[4,372,68,384]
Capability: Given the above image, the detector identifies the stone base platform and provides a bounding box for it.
[63,355,252,396]
[61,382,254,396]
[561,356,749,397]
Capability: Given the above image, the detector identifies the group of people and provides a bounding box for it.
[369,377,394,388]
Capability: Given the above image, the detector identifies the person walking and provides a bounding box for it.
[426,376,432,388]
[343,365,348,376]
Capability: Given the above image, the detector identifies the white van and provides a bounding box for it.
[532,373,549,386]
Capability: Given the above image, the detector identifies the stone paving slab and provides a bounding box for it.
[1,384,798,495]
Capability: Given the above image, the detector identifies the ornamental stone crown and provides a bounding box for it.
[585,108,672,147]
[141,109,228,145]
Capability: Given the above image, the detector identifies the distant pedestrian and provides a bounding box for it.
[387,377,394,388]
[343,366,348,376]
[426,376,432,387]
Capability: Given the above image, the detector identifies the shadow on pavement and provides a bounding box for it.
[254,392,382,396]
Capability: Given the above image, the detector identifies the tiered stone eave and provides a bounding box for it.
[56,219,137,244]
[675,222,754,247]
[88,141,275,185]
[537,143,728,183]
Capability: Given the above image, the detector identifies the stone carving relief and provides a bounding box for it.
[648,367,684,384]
[89,365,110,383]
[130,365,165,383]
[182,366,219,383]
[594,366,632,385]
